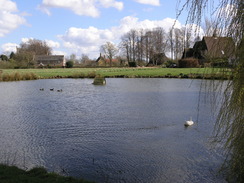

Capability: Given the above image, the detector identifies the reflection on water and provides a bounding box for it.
[0,78,226,183]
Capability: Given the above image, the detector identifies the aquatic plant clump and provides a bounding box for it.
[93,75,106,85]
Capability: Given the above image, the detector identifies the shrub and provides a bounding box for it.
[178,58,199,68]
[128,62,137,67]
[66,61,74,68]
[2,73,10,81]
[22,72,38,80]
[165,60,177,68]
[14,72,22,81]
[23,73,32,80]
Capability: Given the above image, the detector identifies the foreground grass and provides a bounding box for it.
[0,67,230,80]
[0,165,94,183]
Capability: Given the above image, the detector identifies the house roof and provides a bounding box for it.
[202,36,235,58]
[96,53,105,62]
[96,54,119,63]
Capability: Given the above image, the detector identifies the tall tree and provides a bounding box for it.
[120,30,139,63]
[174,28,184,59]
[81,54,90,63]
[9,52,15,60]
[168,28,175,60]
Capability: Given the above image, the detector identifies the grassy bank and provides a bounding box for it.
[0,165,94,183]
[0,67,231,80]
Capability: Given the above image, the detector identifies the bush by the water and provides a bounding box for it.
[128,62,137,67]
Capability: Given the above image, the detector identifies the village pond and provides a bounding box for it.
[0,78,227,183]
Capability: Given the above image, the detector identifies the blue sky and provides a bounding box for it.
[0,0,196,59]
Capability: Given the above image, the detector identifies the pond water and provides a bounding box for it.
[0,78,226,183]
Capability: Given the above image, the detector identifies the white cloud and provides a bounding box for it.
[134,0,160,6]
[21,37,31,43]
[0,0,17,11]
[45,40,60,48]
[39,0,123,17]
[52,50,67,56]
[58,26,114,57]
[0,0,26,37]
[99,0,123,10]
[1,43,18,53]
[21,38,60,49]
[58,16,183,58]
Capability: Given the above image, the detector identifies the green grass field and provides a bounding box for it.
[0,67,230,79]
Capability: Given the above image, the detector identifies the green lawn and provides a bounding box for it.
[0,67,229,79]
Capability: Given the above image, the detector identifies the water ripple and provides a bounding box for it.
[0,79,227,183]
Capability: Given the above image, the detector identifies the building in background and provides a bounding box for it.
[35,55,66,67]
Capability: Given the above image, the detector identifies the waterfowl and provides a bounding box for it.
[57,89,62,92]
[50,88,54,91]
[40,88,44,91]
[184,117,194,126]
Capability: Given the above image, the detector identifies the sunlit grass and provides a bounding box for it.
[0,67,230,79]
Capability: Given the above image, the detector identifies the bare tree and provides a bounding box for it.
[81,54,90,63]
[143,30,151,63]
[100,42,118,66]
[143,28,168,64]
[181,27,193,48]
[120,30,138,63]
[152,27,168,64]
[136,29,144,63]
[18,39,52,55]
[121,26,191,64]
[203,18,224,37]
[120,35,131,62]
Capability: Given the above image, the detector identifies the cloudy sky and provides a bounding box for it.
[0,0,197,59]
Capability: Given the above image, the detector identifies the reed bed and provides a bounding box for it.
[0,72,38,82]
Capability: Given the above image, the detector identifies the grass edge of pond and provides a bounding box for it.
[0,68,232,81]
[0,164,94,183]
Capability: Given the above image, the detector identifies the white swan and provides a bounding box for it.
[184,117,194,126]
